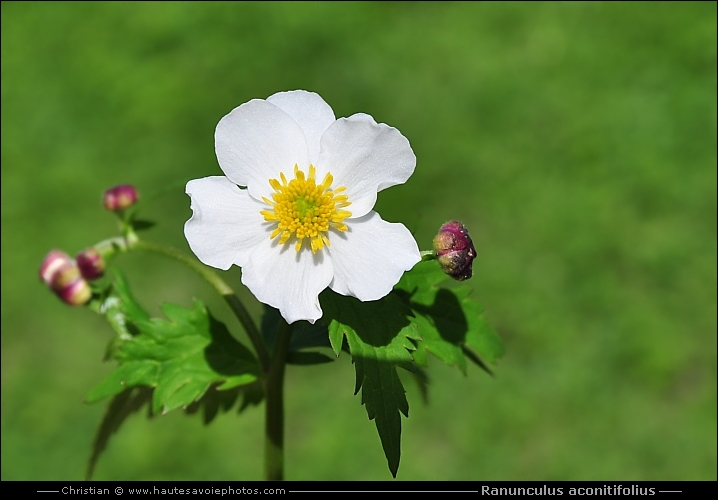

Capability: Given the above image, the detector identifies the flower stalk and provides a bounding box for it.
[264,318,293,481]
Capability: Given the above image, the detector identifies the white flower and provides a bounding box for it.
[184,90,421,324]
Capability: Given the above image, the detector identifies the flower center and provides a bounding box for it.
[260,164,352,253]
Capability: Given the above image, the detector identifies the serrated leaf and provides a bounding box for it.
[404,289,469,373]
[321,291,419,362]
[395,260,504,373]
[354,357,407,478]
[86,300,260,414]
[85,362,157,403]
[397,361,430,405]
[319,290,419,478]
[184,381,263,424]
[462,297,505,366]
[396,258,448,300]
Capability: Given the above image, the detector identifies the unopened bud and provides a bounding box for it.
[39,250,74,285]
[433,220,476,281]
[76,247,105,280]
[39,249,93,306]
[103,184,139,211]
[54,275,92,306]
[48,259,81,289]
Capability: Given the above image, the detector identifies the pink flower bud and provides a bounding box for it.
[103,184,139,211]
[48,260,82,290]
[76,247,105,280]
[433,220,476,281]
[39,250,74,285]
[39,249,93,306]
[55,275,92,306]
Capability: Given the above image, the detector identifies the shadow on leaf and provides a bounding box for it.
[320,290,415,351]
[204,313,261,377]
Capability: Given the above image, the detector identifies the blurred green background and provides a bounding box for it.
[2,1,716,481]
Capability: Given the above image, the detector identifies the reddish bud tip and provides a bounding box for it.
[433,220,476,281]
[76,247,105,280]
[103,184,139,211]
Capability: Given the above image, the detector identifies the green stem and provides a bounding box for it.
[136,240,271,371]
[96,235,270,371]
[420,250,437,261]
[264,318,292,481]
[96,232,292,480]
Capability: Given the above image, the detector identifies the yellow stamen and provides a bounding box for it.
[261,164,352,253]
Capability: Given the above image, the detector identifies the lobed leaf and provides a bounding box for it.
[395,260,504,373]
[315,261,504,477]
[87,299,260,415]
[320,291,419,477]
[86,269,263,479]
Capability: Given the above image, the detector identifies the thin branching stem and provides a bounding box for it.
[95,235,271,371]
[420,250,437,261]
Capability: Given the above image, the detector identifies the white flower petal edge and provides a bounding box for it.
[328,211,421,300]
[184,177,267,270]
[215,98,310,201]
[316,113,416,218]
[266,90,336,165]
[241,236,334,324]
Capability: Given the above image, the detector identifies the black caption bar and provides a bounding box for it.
[5,481,713,496]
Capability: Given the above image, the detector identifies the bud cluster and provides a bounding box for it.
[39,247,105,306]
[40,184,138,306]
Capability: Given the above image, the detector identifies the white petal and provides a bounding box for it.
[328,211,421,301]
[316,113,416,218]
[184,177,268,270]
[267,90,336,165]
[241,238,334,324]
[215,99,310,201]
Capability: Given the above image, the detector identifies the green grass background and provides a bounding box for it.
[2,1,716,481]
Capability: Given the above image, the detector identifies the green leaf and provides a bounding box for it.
[130,219,156,232]
[461,295,505,368]
[354,357,407,478]
[395,260,504,373]
[97,268,150,342]
[321,291,419,362]
[86,272,263,477]
[403,289,469,372]
[397,361,430,406]
[320,290,419,478]
[86,300,261,415]
[184,381,264,424]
